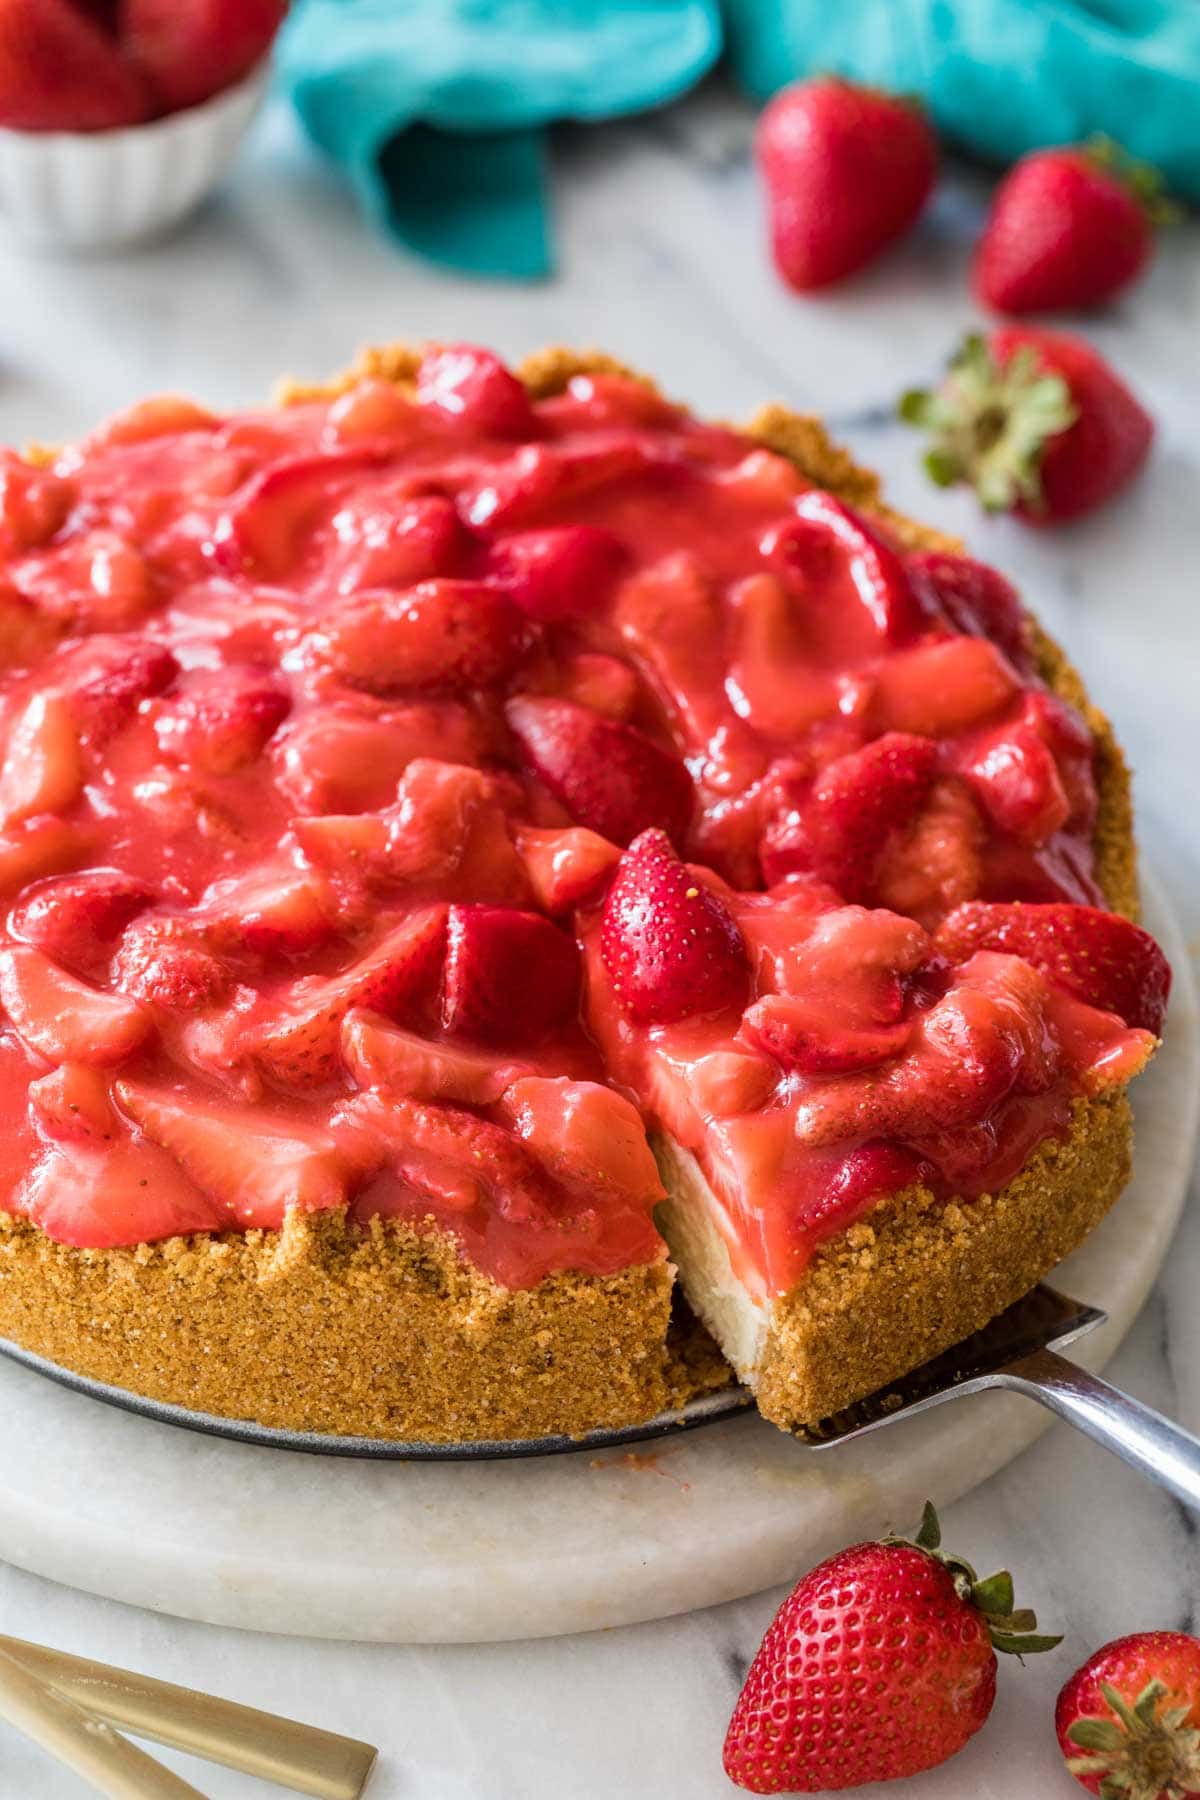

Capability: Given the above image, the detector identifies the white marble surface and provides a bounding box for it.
[0,78,1197,1797]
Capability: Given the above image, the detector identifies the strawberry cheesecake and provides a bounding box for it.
[0,342,1169,1441]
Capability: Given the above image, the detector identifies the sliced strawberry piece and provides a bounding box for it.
[272,699,488,816]
[441,904,580,1047]
[326,493,468,594]
[335,1090,557,1225]
[0,453,74,553]
[28,1062,119,1144]
[0,0,150,131]
[0,692,82,829]
[0,943,151,1064]
[499,1076,664,1205]
[875,776,986,928]
[212,448,391,578]
[0,584,61,671]
[935,901,1171,1035]
[741,991,910,1073]
[870,636,1019,738]
[762,732,939,901]
[121,0,287,114]
[152,665,290,774]
[726,573,843,736]
[600,828,748,1025]
[512,824,621,913]
[506,694,692,848]
[459,439,656,531]
[249,906,447,1088]
[196,860,333,958]
[10,868,153,976]
[415,345,534,438]
[325,378,419,443]
[56,635,179,746]
[116,1080,349,1228]
[19,1138,217,1250]
[342,1010,530,1104]
[113,914,229,1011]
[486,525,626,621]
[293,759,530,907]
[910,551,1034,674]
[769,491,932,647]
[296,580,526,695]
[0,816,88,898]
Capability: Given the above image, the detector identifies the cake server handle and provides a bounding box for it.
[992,1346,1200,1511]
[0,1645,207,1799]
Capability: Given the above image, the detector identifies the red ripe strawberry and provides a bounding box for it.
[935,901,1171,1034]
[724,1500,1059,1794]
[909,550,1034,675]
[974,139,1170,315]
[440,904,580,1047]
[298,580,526,696]
[56,635,179,745]
[506,694,692,848]
[0,0,149,132]
[901,328,1153,523]
[1057,1631,1200,1797]
[9,869,153,977]
[249,906,447,1088]
[767,490,932,647]
[120,0,287,114]
[762,732,939,901]
[600,828,747,1025]
[215,448,391,579]
[486,525,626,622]
[756,78,937,291]
[416,345,534,438]
[0,944,151,1066]
[152,665,291,774]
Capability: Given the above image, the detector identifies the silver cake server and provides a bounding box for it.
[798,1281,1200,1509]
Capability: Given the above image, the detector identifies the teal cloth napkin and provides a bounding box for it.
[724,0,1200,204]
[277,0,1200,278]
[276,0,722,279]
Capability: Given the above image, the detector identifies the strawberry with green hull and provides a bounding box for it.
[901,329,1154,524]
[974,139,1173,316]
[724,1501,1059,1793]
[1057,1631,1200,1798]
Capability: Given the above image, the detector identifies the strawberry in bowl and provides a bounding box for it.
[0,0,288,248]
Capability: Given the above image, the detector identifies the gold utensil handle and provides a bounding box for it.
[0,1646,207,1799]
[0,1636,377,1800]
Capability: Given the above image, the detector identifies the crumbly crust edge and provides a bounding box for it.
[0,343,1141,1441]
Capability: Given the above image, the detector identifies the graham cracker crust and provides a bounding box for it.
[0,345,1144,1441]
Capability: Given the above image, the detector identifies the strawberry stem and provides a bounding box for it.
[1065,1678,1200,1799]
[899,334,1078,515]
[883,1500,1062,1657]
[1082,135,1182,228]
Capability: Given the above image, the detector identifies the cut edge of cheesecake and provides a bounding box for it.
[0,343,1143,1444]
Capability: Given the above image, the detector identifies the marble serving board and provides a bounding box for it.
[0,873,1194,1647]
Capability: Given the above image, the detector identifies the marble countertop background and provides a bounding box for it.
[0,79,1197,1800]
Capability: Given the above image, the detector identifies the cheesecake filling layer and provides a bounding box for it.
[0,345,1157,1288]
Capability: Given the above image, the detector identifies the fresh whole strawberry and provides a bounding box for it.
[756,77,938,291]
[1057,1631,1200,1798]
[600,827,747,1025]
[506,694,693,848]
[901,328,1154,523]
[724,1501,1059,1794]
[936,900,1171,1035]
[440,904,581,1047]
[0,0,149,132]
[974,138,1172,316]
[120,0,287,115]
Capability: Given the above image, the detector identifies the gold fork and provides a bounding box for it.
[0,1636,378,1798]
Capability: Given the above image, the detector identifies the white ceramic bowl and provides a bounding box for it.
[0,60,270,251]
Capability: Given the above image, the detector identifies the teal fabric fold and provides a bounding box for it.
[277,0,724,278]
[723,0,1200,203]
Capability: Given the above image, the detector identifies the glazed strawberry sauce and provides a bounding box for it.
[0,349,1151,1293]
